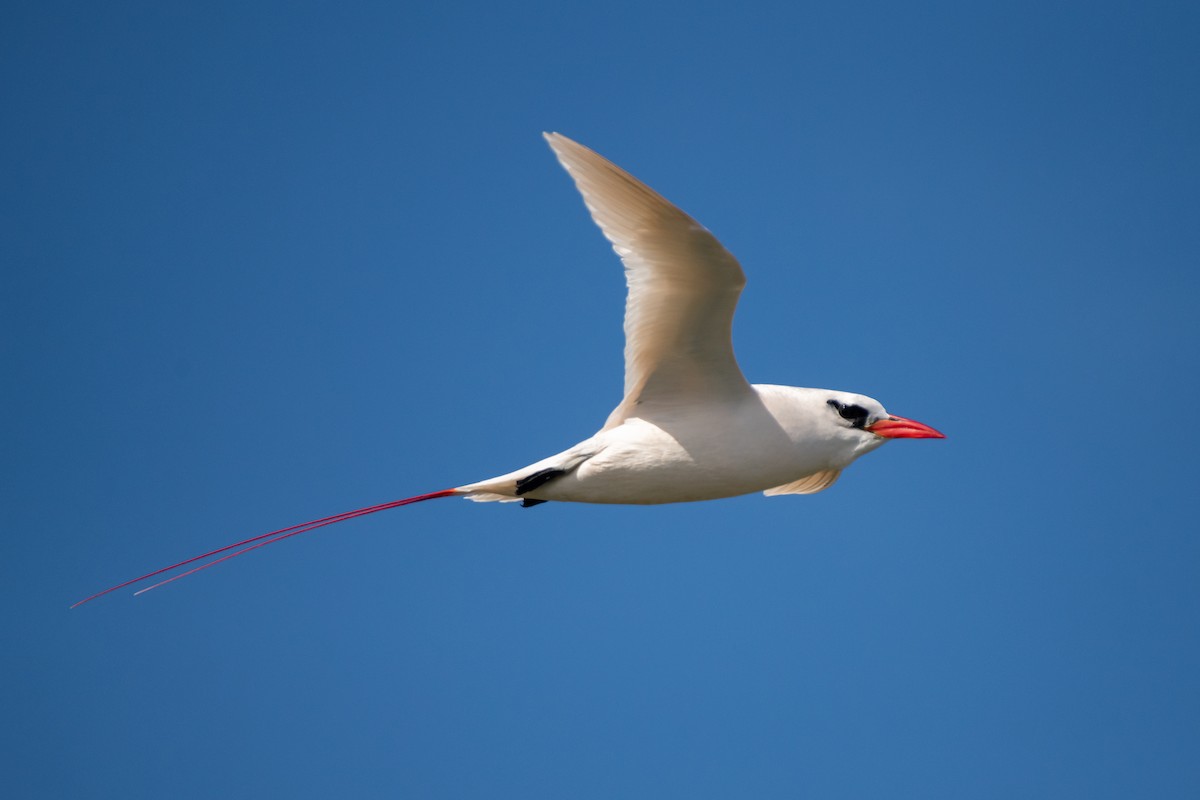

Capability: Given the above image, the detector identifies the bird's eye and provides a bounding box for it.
[827,399,869,427]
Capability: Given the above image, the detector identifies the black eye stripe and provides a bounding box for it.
[827,399,869,425]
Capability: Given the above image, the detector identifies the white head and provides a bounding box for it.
[758,386,945,471]
[817,389,945,462]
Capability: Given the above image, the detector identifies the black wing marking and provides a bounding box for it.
[515,467,567,496]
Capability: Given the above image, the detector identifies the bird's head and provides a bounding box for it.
[819,391,945,460]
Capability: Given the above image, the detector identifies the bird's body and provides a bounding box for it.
[461,386,889,505]
[75,132,943,605]
[455,133,941,507]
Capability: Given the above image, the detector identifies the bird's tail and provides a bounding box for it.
[71,489,461,607]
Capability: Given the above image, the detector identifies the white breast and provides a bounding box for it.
[534,387,853,504]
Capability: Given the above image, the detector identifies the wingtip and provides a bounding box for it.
[544,131,583,152]
[543,132,574,162]
[545,131,575,152]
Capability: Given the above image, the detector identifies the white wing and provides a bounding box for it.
[763,469,842,496]
[544,133,753,428]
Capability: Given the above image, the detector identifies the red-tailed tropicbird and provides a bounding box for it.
[74,133,943,606]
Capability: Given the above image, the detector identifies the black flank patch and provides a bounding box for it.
[515,467,567,495]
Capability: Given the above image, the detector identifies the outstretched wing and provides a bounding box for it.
[544,133,753,427]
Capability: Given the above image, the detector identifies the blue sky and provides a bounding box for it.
[4,1,1199,797]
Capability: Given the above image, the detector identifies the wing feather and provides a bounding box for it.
[763,469,842,496]
[544,133,752,426]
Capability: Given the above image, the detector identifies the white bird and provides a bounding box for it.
[75,133,943,606]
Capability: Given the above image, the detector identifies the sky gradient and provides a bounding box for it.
[5,1,1200,797]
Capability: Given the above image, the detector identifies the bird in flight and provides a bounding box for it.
[74,133,944,606]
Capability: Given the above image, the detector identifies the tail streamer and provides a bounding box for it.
[71,489,459,607]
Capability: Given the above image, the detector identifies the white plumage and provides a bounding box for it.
[74,133,943,605]
[457,133,943,506]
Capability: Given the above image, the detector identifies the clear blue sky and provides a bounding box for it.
[5,1,1199,797]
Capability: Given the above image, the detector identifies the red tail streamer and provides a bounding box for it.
[71,489,459,607]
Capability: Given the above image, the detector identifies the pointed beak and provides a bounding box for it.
[865,415,946,439]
